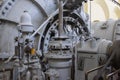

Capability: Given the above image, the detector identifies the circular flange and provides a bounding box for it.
[40,11,87,54]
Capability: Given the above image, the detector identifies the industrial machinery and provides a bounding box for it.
[0,0,120,80]
[92,19,120,41]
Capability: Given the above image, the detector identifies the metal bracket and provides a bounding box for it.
[85,65,104,80]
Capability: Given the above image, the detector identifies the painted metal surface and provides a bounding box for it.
[0,0,119,80]
[92,19,120,41]
[0,0,58,57]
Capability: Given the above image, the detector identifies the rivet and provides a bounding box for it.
[5,7,8,10]
[8,2,12,6]
[12,0,15,2]
[2,11,5,15]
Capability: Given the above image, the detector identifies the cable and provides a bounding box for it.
[110,0,120,7]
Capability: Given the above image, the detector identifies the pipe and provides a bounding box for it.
[30,0,68,39]
[105,69,120,80]
[94,50,116,80]
[85,65,104,80]
[4,55,14,63]
[26,71,31,80]
[30,9,58,39]
[58,0,64,36]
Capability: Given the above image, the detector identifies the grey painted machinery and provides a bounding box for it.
[92,19,120,41]
[0,0,120,80]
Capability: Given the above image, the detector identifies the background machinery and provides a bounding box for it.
[0,0,120,80]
